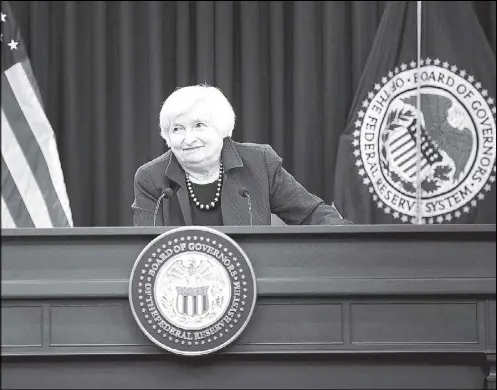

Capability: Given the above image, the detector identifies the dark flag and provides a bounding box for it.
[333,1,496,224]
[1,1,73,227]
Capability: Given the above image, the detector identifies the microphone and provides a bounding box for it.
[153,188,173,227]
[238,187,253,226]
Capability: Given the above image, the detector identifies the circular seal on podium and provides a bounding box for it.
[129,226,257,356]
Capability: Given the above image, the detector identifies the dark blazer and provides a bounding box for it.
[132,138,352,226]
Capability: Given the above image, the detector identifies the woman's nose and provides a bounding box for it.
[183,129,197,144]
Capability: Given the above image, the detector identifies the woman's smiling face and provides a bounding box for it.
[168,103,224,169]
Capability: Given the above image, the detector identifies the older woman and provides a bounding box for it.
[132,84,352,226]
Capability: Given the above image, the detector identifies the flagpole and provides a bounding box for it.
[415,0,423,224]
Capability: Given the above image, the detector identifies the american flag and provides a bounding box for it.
[1,1,73,228]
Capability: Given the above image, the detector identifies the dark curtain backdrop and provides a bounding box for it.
[9,1,497,227]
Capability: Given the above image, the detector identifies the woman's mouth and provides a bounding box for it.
[183,146,203,153]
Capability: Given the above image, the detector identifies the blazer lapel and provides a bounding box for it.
[220,138,248,226]
[176,185,192,225]
[221,172,249,226]
[164,153,192,225]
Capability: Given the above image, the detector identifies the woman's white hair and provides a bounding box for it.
[159,84,236,146]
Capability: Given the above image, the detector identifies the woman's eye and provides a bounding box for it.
[194,122,205,128]
[172,127,182,133]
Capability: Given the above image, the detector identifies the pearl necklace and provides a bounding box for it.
[185,160,223,211]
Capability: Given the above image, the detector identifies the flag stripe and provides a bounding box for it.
[177,295,184,314]
[1,112,52,227]
[391,142,416,162]
[198,294,204,314]
[20,59,45,110]
[390,135,412,155]
[405,159,427,174]
[2,70,70,227]
[187,295,194,316]
[405,160,429,178]
[389,129,410,145]
[193,295,198,315]
[1,195,18,228]
[1,156,35,227]
[396,149,417,168]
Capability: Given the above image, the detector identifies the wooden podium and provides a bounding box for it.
[1,225,495,389]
